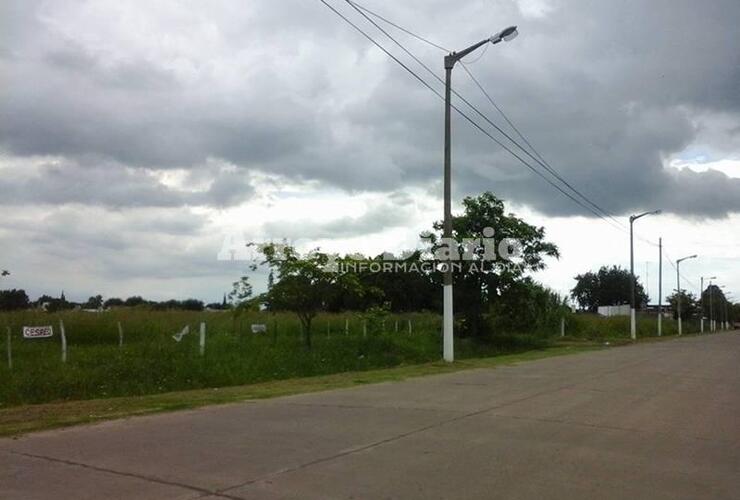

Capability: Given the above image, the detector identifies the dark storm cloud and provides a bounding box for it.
[0,0,739,216]
[260,196,415,239]
[0,206,219,280]
[0,156,254,208]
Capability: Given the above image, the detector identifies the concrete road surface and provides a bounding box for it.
[2,333,739,499]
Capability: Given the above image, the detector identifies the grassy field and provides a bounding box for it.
[0,309,548,407]
[0,308,696,408]
[0,345,599,437]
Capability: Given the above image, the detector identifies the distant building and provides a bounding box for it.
[644,304,673,317]
[597,305,630,317]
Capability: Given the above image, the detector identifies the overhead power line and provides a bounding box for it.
[323,0,673,256]
[347,0,449,52]
[343,0,631,235]
[334,0,630,231]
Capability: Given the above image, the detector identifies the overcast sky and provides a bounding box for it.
[1,0,738,304]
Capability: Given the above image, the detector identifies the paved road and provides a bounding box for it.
[2,333,739,499]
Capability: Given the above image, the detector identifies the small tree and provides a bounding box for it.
[0,289,30,311]
[104,297,125,308]
[180,299,205,311]
[228,276,253,305]
[667,291,698,321]
[571,266,648,312]
[124,296,147,307]
[259,244,363,349]
[84,295,104,309]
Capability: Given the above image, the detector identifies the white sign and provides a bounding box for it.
[172,325,190,342]
[251,324,267,334]
[23,326,54,338]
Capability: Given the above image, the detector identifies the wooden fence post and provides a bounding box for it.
[199,322,206,356]
[59,319,67,363]
[117,321,124,347]
[6,326,11,370]
[408,319,412,335]
[560,317,565,338]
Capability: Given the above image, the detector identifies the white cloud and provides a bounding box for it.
[515,0,555,18]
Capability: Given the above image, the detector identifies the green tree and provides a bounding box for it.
[259,244,363,348]
[335,251,432,312]
[104,297,125,308]
[489,279,569,333]
[667,291,698,321]
[427,192,559,337]
[228,276,253,305]
[571,265,648,312]
[0,289,29,310]
[699,284,728,321]
[124,296,147,307]
[84,295,104,309]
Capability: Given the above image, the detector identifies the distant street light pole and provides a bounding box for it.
[700,276,715,333]
[719,285,727,330]
[658,238,663,336]
[442,25,518,362]
[629,210,661,339]
[709,279,715,332]
[726,293,734,330]
[676,254,697,335]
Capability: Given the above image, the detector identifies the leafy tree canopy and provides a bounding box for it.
[571,265,648,312]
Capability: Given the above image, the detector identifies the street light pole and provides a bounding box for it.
[726,293,734,330]
[658,238,662,336]
[441,25,518,363]
[709,280,714,332]
[676,254,697,336]
[700,276,704,333]
[700,275,715,333]
[629,210,661,339]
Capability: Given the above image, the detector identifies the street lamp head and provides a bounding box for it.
[501,26,519,41]
[492,26,518,43]
[630,209,662,222]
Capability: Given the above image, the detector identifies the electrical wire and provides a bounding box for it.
[335,0,629,231]
[346,0,450,52]
[344,1,683,255]
[343,0,632,235]
[324,0,704,269]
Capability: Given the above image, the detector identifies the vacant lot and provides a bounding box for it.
[0,309,695,407]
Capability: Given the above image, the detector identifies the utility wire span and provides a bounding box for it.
[348,0,624,228]
[343,0,630,234]
[458,62,626,230]
[334,0,627,230]
[663,251,701,293]
[347,0,449,52]
[345,0,671,253]
[319,0,619,223]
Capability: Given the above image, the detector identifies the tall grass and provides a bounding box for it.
[0,310,455,406]
[564,312,699,340]
[0,309,698,407]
